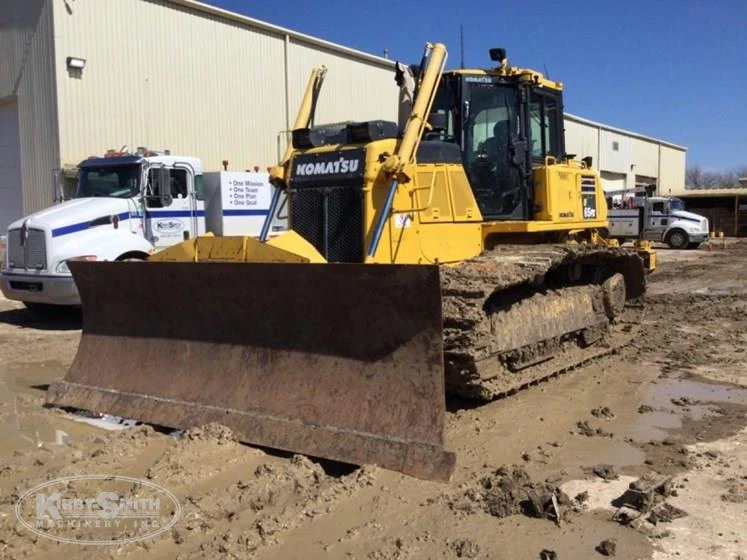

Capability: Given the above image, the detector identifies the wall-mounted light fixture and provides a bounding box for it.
[66,56,86,70]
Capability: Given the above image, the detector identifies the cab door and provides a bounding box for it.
[646,200,669,241]
[144,166,197,248]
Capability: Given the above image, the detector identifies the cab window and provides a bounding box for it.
[427,80,458,142]
[529,92,560,159]
[194,175,205,201]
[147,168,187,208]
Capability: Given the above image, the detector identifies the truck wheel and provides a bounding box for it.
[666,229,689,249]
[116,253,148,262]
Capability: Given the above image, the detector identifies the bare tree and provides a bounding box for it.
[686,165,704,188]
[686,165,747,189]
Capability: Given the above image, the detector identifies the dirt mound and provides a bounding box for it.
[365,536,424,559]
[591,406,615,419]
[173,456,377,558]
[451,538,480,558]
[720,476,746,503]
[109,423,158,444]
[449,466,571,521]
[576,420,613,438]
[596,537,617,556]
[647,502,688,524]
[591,464,619,480]
[181,423,238,445]
[146,425,256,486]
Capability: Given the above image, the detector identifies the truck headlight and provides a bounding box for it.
[56,255,97,274]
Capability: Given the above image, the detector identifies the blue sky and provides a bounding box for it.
[212,0,746,171]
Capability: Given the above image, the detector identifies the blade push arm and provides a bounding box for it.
[269,65,328,188]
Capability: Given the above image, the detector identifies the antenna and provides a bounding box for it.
[460,24,465,69]
[543,64,550,79]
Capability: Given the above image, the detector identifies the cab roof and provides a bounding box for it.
[446,67,563,91]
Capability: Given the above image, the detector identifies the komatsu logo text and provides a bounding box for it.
[295,157,360,177]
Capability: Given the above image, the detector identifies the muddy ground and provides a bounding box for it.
[1,242,746,559]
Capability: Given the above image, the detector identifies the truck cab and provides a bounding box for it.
[1,150,206,307]
[2,149,286,309]
[1,150,290,308]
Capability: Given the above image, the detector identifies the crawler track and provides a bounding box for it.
[441,244,647,400]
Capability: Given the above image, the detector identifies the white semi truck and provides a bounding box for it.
[1,149,286,308]
[606,189,709,249]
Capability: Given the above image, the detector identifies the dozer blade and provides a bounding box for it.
[47,261,455,482]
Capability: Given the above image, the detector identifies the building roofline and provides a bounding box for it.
[565,113,686,152]
[164,0,395,69]
[678,188,747,197]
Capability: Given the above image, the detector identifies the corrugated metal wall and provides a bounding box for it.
[0,101,23,227]
[631,139,658,179]
[0,0,59,218]
[565,114,686,194]
[564,118,599,164]
[598,129,632,176]
[660,146,686,195]
[53,0,397,174]
[287,41,397,124]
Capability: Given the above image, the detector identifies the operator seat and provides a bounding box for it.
[480,119,510,161]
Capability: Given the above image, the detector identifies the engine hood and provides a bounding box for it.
[6,198,137,235]
[671,210,706,223]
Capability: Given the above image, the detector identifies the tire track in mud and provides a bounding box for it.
[0,423,379,560]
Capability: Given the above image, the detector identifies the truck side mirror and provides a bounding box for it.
[158,167,173,207]
[53,169,64,202]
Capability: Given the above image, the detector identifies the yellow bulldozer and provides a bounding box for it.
[48,43,654,483]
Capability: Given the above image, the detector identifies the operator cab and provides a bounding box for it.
[427,48,565,221]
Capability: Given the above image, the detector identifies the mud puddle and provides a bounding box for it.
[692,285,744,296]
[0,361,98,454]
[650,376,747,409]
[629,375,747,442]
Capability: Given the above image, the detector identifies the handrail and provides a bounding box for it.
[367,43,448,261]
[392,170,437,214]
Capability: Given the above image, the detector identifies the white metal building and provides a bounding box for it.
[0,0,398,230]
[565,114,686,196]
[1,0,687,231]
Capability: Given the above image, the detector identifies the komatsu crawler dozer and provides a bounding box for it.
[48,44,654,483]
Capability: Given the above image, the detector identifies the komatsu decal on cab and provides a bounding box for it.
[1,150,286,308]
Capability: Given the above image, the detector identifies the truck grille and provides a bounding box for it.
[290,186,363,263]
[7,230,23,268]
[6,228,47,270]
